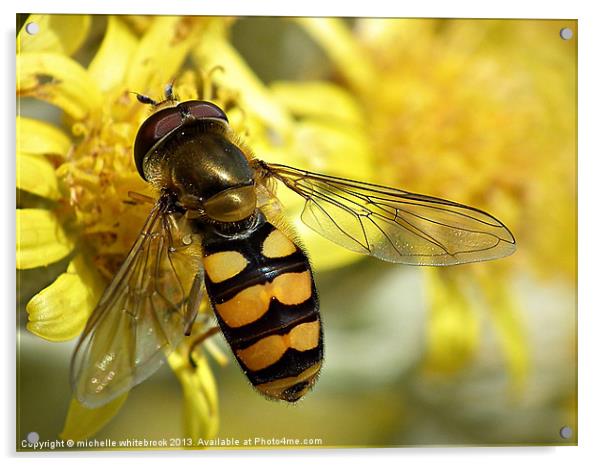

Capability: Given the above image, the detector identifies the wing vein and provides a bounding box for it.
[261,162,516,265]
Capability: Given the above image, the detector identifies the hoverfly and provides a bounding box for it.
[71,86,516,408]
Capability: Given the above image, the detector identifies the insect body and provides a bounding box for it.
[70,92,516,408]
[201,216,321,401]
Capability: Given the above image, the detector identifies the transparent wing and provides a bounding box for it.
[260,163,516,265]
[70,196,204,408]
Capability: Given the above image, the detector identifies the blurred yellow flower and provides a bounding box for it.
[296,18,576,392]
[17,15,221,442]
[16,15,377,440]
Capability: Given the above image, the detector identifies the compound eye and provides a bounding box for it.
[133,107,183,180]
[178,100,229,123]
[133,100,229,181]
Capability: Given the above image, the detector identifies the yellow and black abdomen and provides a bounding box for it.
[201,215,322,402]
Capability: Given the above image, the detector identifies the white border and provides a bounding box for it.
[5,0,586,18]
[4,1,601,465]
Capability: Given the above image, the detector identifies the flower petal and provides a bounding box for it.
[192,22,292,135]
[258,120,376,271]
[422,269,480,374]
[26,256,102,341]
[17,152,61,200]
[60,393,128,442]
[293,120,374,178]
[17,53,103,120]
[125,17,203,94]
[88,16,137,92]
[294,18,376,93]
[270,81,363,125]
[17,116,71,157]
[16,208,73,269]
[169,349,219,442]
[478,270,529,392]
[18,14,91,56]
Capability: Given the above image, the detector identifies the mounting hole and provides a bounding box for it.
[559,27,573,40]
[559,425,573,439]
[25,22,40,35]
[26,431,40,444]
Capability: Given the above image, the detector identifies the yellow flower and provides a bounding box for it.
[297,18,576,393]
[20,15,574,445]
[17,15,376,441]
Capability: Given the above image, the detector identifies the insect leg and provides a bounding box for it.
[188,326,220,368]
[127,191,156,205]
[184,272,204,336]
